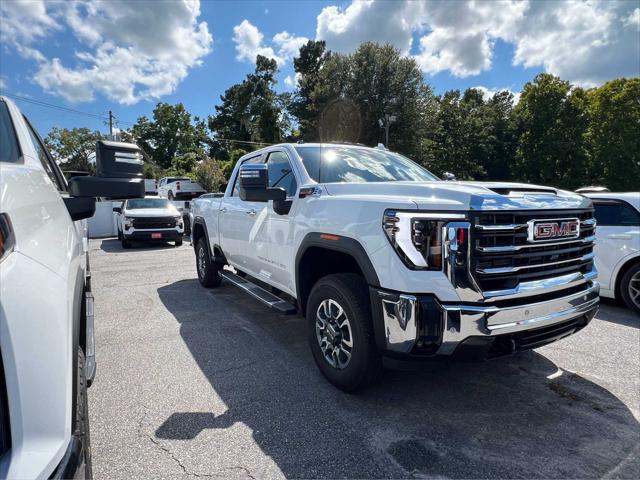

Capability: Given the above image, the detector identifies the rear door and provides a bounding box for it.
[218,155,269,277]
[593,199,640,291]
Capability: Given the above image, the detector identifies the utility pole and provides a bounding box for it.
[378,113,396,147]
[108,110,114,138]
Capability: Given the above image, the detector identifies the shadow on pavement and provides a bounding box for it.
[99,238,184,253]
[598,298,639,328]
[157,279,640,479]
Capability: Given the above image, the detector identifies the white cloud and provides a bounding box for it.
[473,86,521,104]
[0,0,212,105]
[273,31,309,61]
[314,0,640,85]
[233,20,283,66]
[284,72,301,89]
[0,76,7,90]
[233,20,307,67]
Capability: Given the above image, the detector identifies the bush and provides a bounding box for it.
[195,158,226,193]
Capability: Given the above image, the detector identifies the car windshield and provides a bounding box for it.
[127,198,174,210]
[294,146,439,183]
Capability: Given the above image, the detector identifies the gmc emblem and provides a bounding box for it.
[527,218,580,242]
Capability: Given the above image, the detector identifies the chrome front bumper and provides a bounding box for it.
[377,281,599,356]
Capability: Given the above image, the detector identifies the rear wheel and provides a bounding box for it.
[196,238,221,288]
[168,191,174,201]
[76,349,93,479]
[307,273,382,392]
[620,262,640,314]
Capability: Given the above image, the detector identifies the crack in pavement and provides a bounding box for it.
[136,403,256,479]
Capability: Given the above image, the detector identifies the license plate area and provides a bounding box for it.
[151,232,162,239]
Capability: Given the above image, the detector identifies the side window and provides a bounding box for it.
[266,151,297,197]
[23,116,66,192]
[0,102,20,163]
[231,156,262,197]
[594,201,640,227]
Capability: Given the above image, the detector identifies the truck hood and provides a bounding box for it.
[124,208,180,217]
[322,181,591,211]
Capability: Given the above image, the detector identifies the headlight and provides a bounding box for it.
[383,210,465,270]
[124,216,133,227]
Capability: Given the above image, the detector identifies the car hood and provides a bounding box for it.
[123,208,180,217]
[322,181,592,211]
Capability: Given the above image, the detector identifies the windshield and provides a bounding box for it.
[126,198,174,210]
[294,146,439,183]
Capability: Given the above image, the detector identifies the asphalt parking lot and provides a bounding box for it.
[88,237,640,479]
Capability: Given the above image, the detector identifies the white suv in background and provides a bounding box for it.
[585,192,640,313]
[114,197,184,248]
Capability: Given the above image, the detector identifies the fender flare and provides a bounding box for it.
[192,216,227,263]
[295,232,380,310]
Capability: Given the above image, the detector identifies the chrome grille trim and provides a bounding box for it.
[476,252,595,275]
[476,235,596,253]
[474,224,528,231]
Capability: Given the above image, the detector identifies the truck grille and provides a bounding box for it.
[132,217,176,230]
[470,210,595,293]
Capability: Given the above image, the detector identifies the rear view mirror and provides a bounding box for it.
[239,164,286,202]
[442,172,456,181]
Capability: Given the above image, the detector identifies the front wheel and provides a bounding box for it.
[121,236,131,249]
[620,263,640,314]
[196,238,221,288]
[175,238,183,247]
[307,273,382,392]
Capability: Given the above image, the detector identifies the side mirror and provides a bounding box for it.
[69,141,145,199]
[113,207,122,213]
[239,164,286,202]
[442,172,456,181]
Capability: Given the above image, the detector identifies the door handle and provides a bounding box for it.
[607,234,631,239]
[220,207,227,213]
[246,209,256,216]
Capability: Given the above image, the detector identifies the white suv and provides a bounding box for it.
[0,96,143,478]
[585,192,640,313]
[115,197,184,248]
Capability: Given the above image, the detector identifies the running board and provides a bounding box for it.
[220,270,297,315]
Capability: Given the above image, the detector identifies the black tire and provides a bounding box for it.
[196,238,221,288]
[76,349,93,479]
[121,236,131,249]
[168,191,174,201]
[307,273,382,392]
[175,239,183,247]
[620,262,640,314]
[117,229,121,240]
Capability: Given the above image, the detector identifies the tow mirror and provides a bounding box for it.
[442,172,456,181]
[113,207,122,213]
[68,140,145,200]
[239,163,286,202]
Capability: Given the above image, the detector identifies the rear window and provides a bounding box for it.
[167,177,191,183]
[0,102,20,163]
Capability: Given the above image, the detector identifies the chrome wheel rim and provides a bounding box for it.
[198,247,206,279]
[315,299,353,369]
[629,270,640,309]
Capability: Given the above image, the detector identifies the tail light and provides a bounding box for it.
[176,181,181,191]
[0,213,15,263]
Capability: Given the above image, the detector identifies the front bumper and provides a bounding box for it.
[123,229,183,241]
[371,281,599,359]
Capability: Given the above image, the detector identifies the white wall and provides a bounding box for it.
[87,201,119,238]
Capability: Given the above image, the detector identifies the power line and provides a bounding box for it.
[0,91,109,121]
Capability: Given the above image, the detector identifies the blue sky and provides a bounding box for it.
[1,0,638,137]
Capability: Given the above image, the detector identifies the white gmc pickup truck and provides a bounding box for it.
[191,143,599,392]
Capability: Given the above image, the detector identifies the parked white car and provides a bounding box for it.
[584,192,640,313]
[0,96,143,478]
[157,176,205,200]
[191,143,599,391]
[114,197,184,248]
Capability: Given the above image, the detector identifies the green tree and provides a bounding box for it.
[513,73,589,190]
[195,157,226,193]
[586,78,640,191]
[132,103,208,169]
[209,55,287,155]
[44,127,103,173]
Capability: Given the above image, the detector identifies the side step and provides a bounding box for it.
[220,270,297,315]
